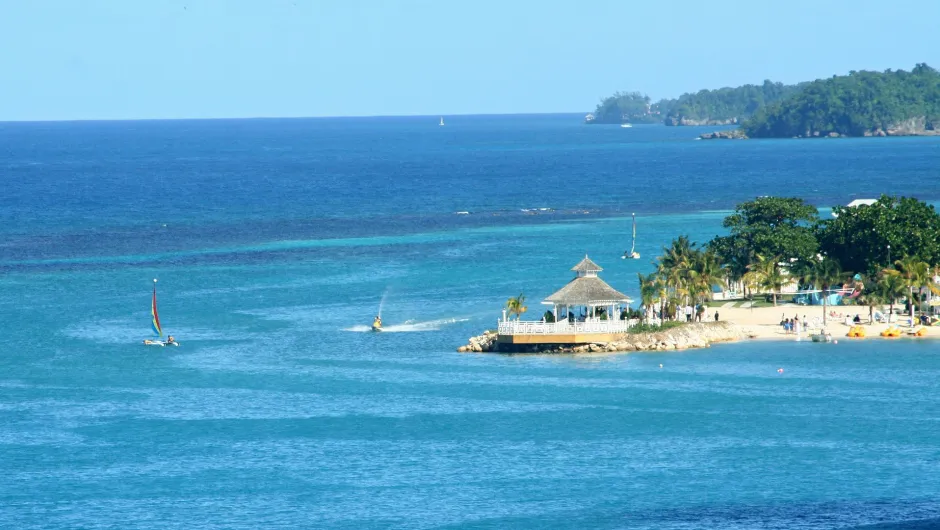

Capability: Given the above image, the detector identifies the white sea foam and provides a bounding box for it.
[344,316,469,333]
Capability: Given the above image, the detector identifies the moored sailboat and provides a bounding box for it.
[623,213,641,259]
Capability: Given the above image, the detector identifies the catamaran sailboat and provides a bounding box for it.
[143,279,179,347]
[622,213,641,259]
[439,117,445,126]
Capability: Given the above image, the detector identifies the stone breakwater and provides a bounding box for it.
[457,322,757,354]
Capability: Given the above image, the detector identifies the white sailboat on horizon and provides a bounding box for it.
[439,116,445,126]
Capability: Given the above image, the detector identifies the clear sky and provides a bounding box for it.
[1,0,938,121]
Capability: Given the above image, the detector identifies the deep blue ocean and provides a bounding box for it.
[2,114,940,529]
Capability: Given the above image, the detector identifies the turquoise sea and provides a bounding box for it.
[2,115,940,528]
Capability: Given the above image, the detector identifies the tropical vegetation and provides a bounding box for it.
[590,92,661,124]
[590,81,804,125]
[636,236,725,321]
[659,80,805,124]
[589,64,940,137]
[694,195,940,323]
[505,293,528,320]
[743,64,940,138]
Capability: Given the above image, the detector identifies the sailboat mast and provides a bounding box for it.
[151,278,163,338]
[631,213,636,254]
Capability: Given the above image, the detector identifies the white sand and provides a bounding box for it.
[712,304,938,340]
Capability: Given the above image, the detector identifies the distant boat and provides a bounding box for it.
[143,279,179,347]
[440,117,445,126]
[622,213,641,259]
[620,123,633,128]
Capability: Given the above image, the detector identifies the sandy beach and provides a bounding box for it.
[713,303,939,340]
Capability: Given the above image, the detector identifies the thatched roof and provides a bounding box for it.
[571,255,603,273]
[543,276,632,305]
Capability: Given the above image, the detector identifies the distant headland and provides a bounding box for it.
[588,63,940,139]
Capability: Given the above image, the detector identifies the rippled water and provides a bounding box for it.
[2,116,939,528]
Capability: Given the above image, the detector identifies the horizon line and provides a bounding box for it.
[0,111,589,125]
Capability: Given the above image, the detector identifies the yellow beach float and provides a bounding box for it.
[846,325,866,338]
[880,325,902,338]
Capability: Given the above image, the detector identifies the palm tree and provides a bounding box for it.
[657,236,696,306]
[887,257,930,325]
[743,254,785,306]
[637,272,662,323]
[687,250,726,309]
[858,287,884,324]
[875,272,907,320]
[505,293,528,320]
[804,257,843,325]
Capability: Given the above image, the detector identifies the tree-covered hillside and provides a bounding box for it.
[659,81,805,125]
[742,64,940,138]
[588,81,803,125]
[588,92,661,124]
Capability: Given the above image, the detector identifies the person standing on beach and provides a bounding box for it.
[714,311,719,322]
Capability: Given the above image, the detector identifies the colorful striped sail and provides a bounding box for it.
[151,283,163,337]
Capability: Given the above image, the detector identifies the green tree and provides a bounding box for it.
[709,197,819,283]
[743,254,786,306]
[817,195,940,275]
[886,257,931,324]
[505,293,528,320]
[654,237,726,319]
[687,250,726,305]
[875,272,907,319]
[637,272,663,323]
[857,286,884,324]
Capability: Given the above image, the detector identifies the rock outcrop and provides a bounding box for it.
[457,322,757,354]
[457,330,498,353]
[699,129,749,140]
[884,116,940,136]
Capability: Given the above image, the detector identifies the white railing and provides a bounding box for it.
[498,319,636,335]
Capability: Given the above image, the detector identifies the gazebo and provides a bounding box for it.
[543,255,633,322]
[497,255,635,346]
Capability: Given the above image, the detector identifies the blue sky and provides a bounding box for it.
[1,0,938,120]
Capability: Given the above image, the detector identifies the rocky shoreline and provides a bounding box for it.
[700,116,940,140]
[457,322,757,354]
[699,129,748,140]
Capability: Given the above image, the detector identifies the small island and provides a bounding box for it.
[460,196,940,355]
